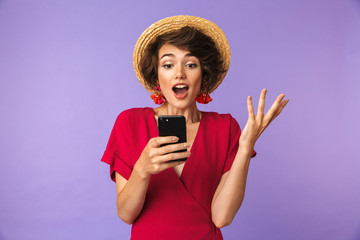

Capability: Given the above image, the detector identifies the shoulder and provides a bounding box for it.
[116,107,153,122]
[203,111,240,133]
[118,107,152,117]
[203,111,238,124]
[112,108,153,130]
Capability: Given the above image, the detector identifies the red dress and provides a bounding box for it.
[101,108,256,240]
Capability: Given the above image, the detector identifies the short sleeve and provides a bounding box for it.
[101,111,133,182]
[223,115,256,174]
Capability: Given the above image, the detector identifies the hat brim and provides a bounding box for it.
[133,15,231,93]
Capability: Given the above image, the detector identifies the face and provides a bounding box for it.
[157,43,202,109]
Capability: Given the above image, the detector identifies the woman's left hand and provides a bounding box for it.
[239,89,289,152]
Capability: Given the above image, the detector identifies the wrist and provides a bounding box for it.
[133,161,151,180]
[238,144,254,158]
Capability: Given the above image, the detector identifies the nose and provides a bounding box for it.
[175,65,185,79]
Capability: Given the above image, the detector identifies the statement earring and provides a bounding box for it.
[151,86,165,105]
[196,92,212,104]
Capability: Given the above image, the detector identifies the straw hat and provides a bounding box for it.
[133,15,231,93]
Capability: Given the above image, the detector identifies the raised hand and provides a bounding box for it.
[135,136,191,178]
[239,89,289,151]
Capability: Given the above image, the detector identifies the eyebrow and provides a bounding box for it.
[160,53,194,60]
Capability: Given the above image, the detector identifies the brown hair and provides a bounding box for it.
[139,26,225,93]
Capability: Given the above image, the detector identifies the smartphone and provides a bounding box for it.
[158,115,187,161]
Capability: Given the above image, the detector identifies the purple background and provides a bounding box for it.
[0,0,359,239]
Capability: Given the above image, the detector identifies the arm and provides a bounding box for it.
[211,89,289,228]
[115,137,191,224]
[211,148,252,228]
[115,167,149,225]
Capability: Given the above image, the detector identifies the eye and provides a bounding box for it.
[163,64,172,69]
[187,63,198,68]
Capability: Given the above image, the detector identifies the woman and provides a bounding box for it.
[101,15,289,239]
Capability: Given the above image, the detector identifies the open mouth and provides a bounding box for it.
[172,84,189,98]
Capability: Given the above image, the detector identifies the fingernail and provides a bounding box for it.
[184,143,190,148]
[173,137,179,142]
[186,152,191,156]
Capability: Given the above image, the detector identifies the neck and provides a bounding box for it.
[154,102,201,124]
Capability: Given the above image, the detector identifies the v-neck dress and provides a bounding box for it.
[101,107,256,240]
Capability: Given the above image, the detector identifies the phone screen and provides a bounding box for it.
[158,115,187,161]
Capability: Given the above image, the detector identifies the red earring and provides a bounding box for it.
[151,86,165,105]
[196,92,212,104]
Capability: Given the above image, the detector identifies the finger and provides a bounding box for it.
[158,159,187,172]
[256,89,267,121]
[268,98,289,124]
[247,96,255,119]
[263,94,285,123]
[149,136,179,148]
[157,151,191,163]
[257,97,289,139]
[157,142,190,156]
[275,98,289,116]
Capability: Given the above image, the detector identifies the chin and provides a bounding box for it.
[167,98,197,110]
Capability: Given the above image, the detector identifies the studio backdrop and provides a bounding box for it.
[0,0,359,239]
